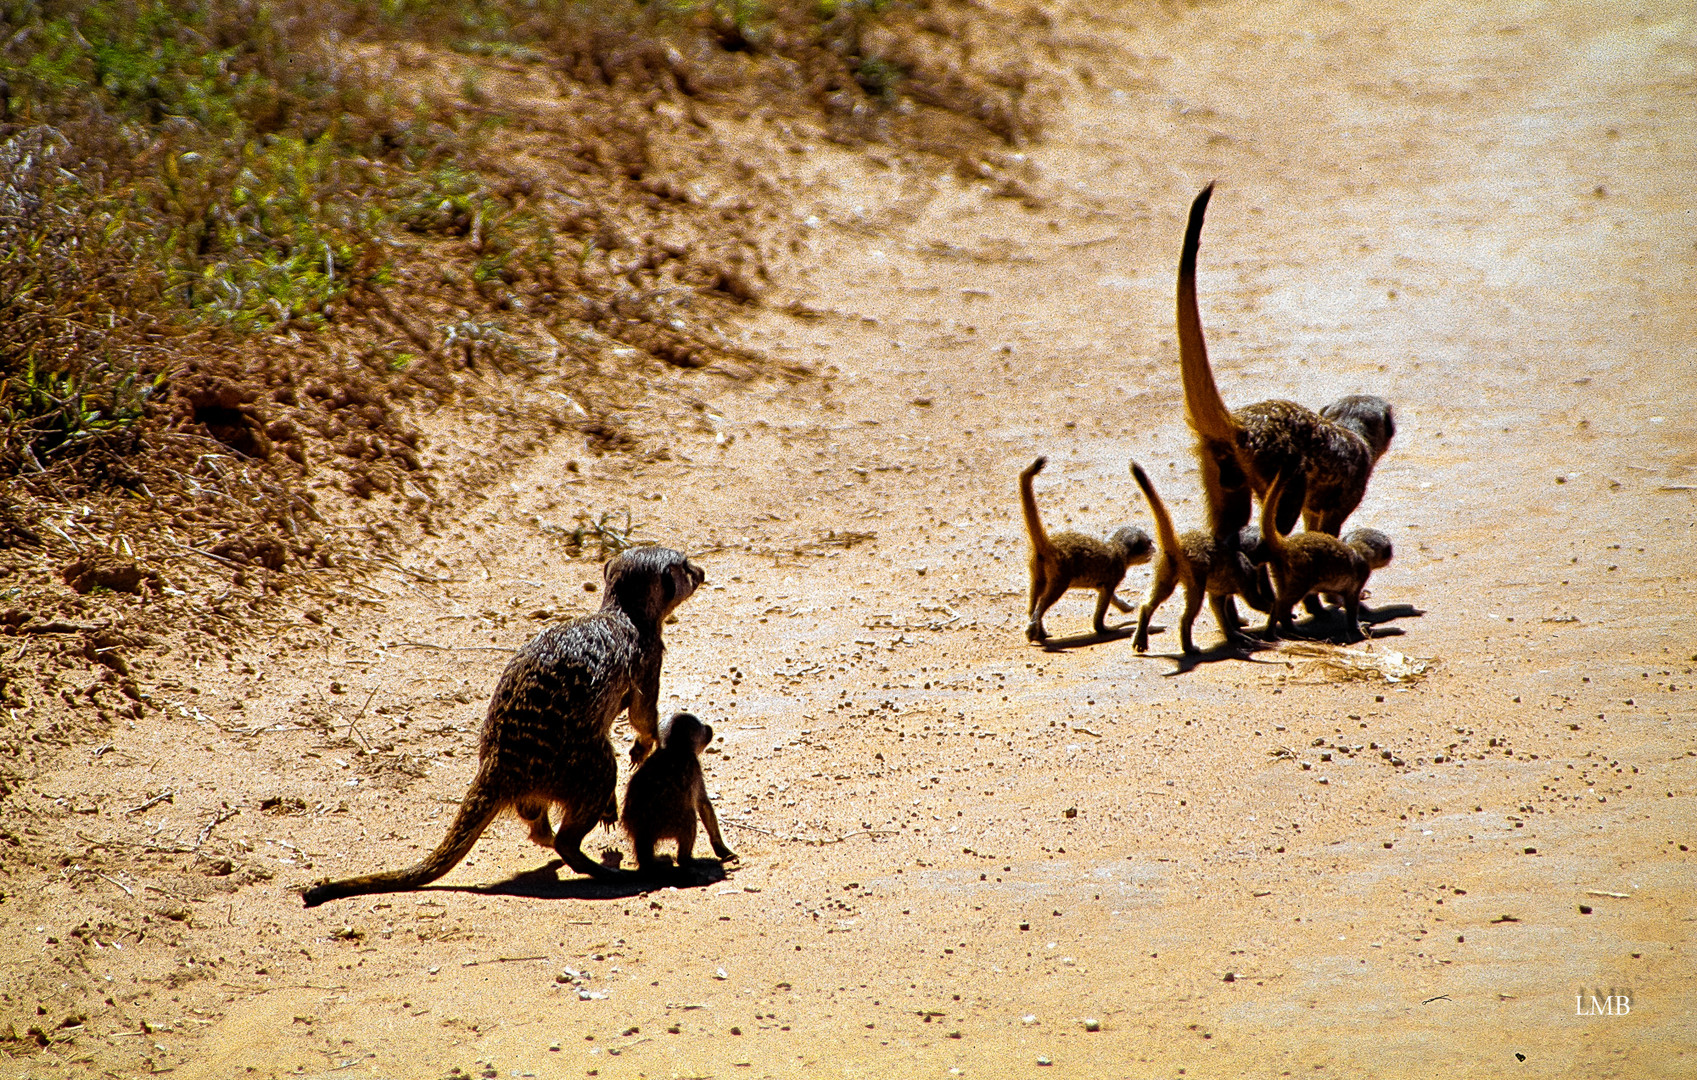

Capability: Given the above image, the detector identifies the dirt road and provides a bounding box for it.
[5,1,1693,1077]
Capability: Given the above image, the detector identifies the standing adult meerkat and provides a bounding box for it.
[302,546,705,907]
[1128,461,1272,654]
[1019,456,1153,641]
[1257,471,1384,643]
[620,712,736,876]
[1177,183,1395,540]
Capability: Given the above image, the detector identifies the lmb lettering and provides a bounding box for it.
[1575,988,1632,1016]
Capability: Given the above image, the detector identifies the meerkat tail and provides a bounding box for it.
[1260,468,1290,557]
[1177,183,1237,443]
[301,776,503,907]
[1019,457,1053,559]
[1129,462,1191,585]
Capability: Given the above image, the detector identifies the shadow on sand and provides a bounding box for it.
[420,857,731,901]
[1131,602,1425,675]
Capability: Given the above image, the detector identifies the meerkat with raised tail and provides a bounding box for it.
[301,546,705,907]
[621,712,736,876]
[1019,456,1153,641]
[1128,461,1272,654]
[1177,184,1395,541]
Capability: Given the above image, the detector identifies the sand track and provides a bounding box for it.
[2,2,1692,1076]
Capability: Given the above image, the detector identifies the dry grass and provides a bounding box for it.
[1277,641,1437,686]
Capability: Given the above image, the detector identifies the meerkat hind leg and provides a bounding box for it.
[554,817,622,879]
[1133,570,1177,654]
[1028,576,1069,641]
[674,828,698,869]
[1209,593,1252,646]
[631,836,672,877]
[1175,580,1207,654]
[1342,594,1367,643]
[516,799,554,847]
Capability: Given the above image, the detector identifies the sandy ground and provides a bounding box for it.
[4,1,1694,1077]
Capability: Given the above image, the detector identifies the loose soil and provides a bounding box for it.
[3,1,1693,1077]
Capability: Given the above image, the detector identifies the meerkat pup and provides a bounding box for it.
[1177,184,1395,541]
[1128,461,1272,654]
[1320,527,1394,609]
[302,546,705,907]
[621,712,736,876]
[1257,471,1380,642]
[1020,456,1153,641]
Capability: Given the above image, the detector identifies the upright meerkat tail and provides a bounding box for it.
[301,776,503,907]
[1129,462,1191,585]
[1177,183,1237,443]
[1260,468,1290,557]
[1019,457,1052,559]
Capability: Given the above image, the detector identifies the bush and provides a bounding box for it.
[0,126,158,473]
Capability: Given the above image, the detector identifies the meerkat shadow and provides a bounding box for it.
[1361,602,1423,627]
[449,857,731,901]
[1157,635,1283,676]
[1295,601,1423,642]
[1038,625,1135,651]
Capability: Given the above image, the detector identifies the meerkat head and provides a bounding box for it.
[1110,525,1154,566]
[602,546,706,624]
[1343,527,1394,570]
[660,712,712,754]
[1320,395,1396,462]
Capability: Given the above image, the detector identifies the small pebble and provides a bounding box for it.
[1082,1018,1100,1031]
[1021,1015,1037,1025]
[1036,1056,1053,1067]
[714,967,729,980]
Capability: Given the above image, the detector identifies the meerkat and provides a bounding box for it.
[1020,456,1153,641]
[1177,183,1395,541]
[1127,461,1273,654]
[1257,471,1379,643]
[1316,527,1394,610]
[301,547,705,907]
[620,712,736,876]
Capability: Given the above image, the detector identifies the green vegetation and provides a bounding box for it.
[0,0,1024,479]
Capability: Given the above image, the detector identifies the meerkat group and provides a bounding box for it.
[1019,183,1398,651]
[302,182,1403,910]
